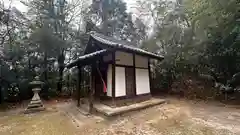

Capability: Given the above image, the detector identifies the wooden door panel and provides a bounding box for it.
[125,67,135,97]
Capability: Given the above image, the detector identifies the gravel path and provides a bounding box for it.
[0,98,239,135]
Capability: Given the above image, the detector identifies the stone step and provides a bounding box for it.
[94,98,166,117]
[24,106,45,114]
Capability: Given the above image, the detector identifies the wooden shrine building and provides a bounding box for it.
[67,32,164,109]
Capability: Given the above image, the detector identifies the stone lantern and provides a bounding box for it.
[25,76,45,113]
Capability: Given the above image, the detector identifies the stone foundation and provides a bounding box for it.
[25,88,45,113]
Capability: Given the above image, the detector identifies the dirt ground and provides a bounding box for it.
[0,97,240,135]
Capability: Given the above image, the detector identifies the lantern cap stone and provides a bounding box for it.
[29,76,43,86]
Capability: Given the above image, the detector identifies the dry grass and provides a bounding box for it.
[0,111,79,135]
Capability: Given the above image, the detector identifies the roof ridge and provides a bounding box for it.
[90,31,164,59]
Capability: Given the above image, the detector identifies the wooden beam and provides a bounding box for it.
[77,65,82,107]
[115,64,148,69]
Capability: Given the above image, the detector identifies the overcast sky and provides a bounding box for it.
[3,0,27,12]
[3,0,137,13]
[3,0,154,35]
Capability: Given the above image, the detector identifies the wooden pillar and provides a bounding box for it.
[0,64,2,104]
[77,65,82,107]
[89,64,95,113]
[133,53,136,96]
[112,51,116,105]
[148,59,152,94]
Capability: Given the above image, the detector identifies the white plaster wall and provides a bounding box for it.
[136,68,150,95]
[115,51,133,66]
[135,55,148,68]
[107,64,112,97]
[115,67,126,97]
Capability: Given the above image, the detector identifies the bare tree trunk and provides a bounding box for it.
[0,82,2,104]
[44,51,48,81]
[57,66,64,92]
[57,50,65,92]
[43,51,49,99]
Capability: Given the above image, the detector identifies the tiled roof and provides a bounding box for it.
[67,32,164,68]
[66,49,111,68]
[90,32,164,59]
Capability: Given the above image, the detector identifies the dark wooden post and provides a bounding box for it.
[89,64,95,113]
[112,51,116,106]
[77,65,82,107]
[133,53,136,96]
[0,81,1,104]
[148,58,152,94]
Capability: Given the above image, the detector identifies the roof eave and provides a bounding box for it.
[66,49,113,69]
